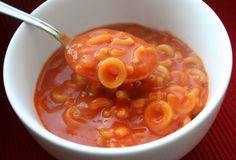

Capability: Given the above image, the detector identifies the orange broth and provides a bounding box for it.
[34,24,208,147]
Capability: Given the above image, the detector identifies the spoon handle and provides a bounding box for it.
[0,1,68,44]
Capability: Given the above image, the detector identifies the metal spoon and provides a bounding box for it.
[0,1,70,44]
[0,1,159,88]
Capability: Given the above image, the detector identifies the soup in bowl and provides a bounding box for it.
[3,0,232,160]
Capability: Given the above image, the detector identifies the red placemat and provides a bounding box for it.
[0,0,235,159]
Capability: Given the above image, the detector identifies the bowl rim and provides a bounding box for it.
[3,0,233,156]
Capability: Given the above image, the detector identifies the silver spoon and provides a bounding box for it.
[0,1,70,44]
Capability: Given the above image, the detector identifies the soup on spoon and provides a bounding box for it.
[65,29,158,88]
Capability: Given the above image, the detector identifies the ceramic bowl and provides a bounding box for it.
[3,0,232,160]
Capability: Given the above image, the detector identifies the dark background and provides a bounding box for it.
[0,0,235,159]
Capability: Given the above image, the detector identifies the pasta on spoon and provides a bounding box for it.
[65,29,158,88]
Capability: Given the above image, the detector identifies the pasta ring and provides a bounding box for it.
[98,57,127,88]
[144,100,173,134]
[167,90,196,114]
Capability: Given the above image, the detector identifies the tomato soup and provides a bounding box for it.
[34,24,208,147]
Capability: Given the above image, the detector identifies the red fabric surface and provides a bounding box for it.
[0,0,235,159]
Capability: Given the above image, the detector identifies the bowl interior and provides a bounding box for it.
[4,0,232,154]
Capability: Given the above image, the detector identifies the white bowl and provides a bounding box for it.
[3,0,232,160]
